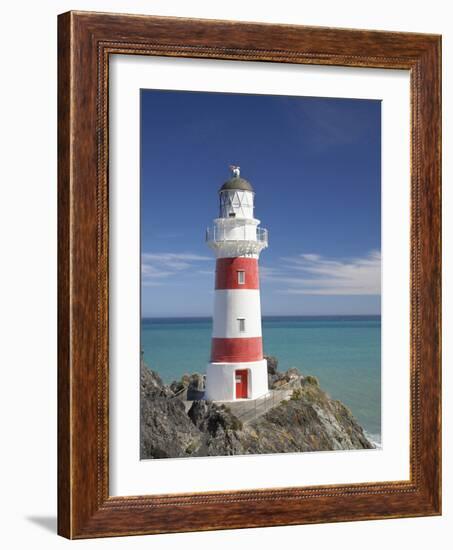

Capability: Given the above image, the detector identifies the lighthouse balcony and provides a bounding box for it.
[206,224,268,257]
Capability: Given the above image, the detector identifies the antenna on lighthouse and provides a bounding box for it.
[229,164,241,178]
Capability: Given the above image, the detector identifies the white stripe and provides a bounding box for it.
[212,289,262,338]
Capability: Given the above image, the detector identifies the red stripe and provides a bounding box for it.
[215,257,259,290]
[210,337,263,362]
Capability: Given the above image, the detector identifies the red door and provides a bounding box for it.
[235,370,248,399]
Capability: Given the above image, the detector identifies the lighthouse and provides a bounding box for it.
[205,166,269,401]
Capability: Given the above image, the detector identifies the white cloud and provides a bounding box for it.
[259,265,282,279]
[142,250,381,295]
[263,250,381,296]
[141,252,211,285]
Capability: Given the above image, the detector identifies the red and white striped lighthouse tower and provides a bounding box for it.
[205,166,269,401]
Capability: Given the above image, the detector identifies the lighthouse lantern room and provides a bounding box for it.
[205,166,269,401]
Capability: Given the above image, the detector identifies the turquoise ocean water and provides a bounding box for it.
[141,316,381,441]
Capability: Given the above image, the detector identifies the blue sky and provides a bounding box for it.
[141,89,381,317]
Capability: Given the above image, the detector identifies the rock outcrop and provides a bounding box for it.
[140,363,203,458]
[140,357,373,459]
[236,376,372,454]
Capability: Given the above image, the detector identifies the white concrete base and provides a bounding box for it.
[205,359,268,401]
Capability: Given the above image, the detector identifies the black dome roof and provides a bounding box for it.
[219,176,254,193]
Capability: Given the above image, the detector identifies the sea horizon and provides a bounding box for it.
[142,314,381,321]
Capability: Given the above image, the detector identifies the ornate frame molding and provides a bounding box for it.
[58,11,441,538]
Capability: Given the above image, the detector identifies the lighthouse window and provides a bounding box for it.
[237,270,245,285]
[238,318,246,332]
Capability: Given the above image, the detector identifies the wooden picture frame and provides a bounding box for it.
[57,10,441,539]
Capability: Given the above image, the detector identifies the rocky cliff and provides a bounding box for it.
[140,356,373,459]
